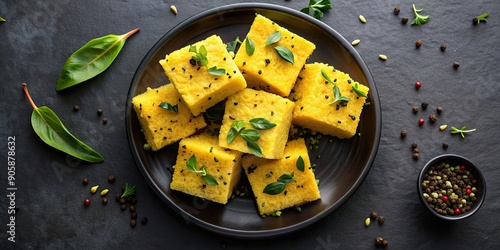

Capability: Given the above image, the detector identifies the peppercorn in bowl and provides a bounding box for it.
[417,154,486,220]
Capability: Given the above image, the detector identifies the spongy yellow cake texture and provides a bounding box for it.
[159,35,247,116]
[131,84,207,151]
[170,133,243,204]
[241,138,320,215]
[218,88,295,159]
[234,14,316,97]
[289,62,369,139]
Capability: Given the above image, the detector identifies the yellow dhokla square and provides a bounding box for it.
[170,133,243,204]
[218,88,295,159]
[234,14,316,97]
[241,138,320,215]
[290,63,369,139]
[159,35,247,116]
[131,84,207,151]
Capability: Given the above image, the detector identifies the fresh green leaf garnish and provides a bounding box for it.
[0,16,6,22]
[227,120,246,143]
[249,118,276,130]
[330,85,350,105]
[274,46,294,65]
[208,66,226,76]
[240,129,260,142]
[159,102,178,113]
[22,83,104,163]
[263,173,295,195]
[247,140,263,158]
[451,125,476,138]
[56,28,140,91]
[121,183,137,198]
[300,0,332,20]
[245,37,255,56]
[226,37,242,53]
[350,83,367,97]
[296,156,305,172]
[474,12,489,24]
[186,155,218,186]
[266,31,281,46]
[411,4,429,26]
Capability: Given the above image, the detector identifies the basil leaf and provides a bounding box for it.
[22,84,104,163]
[249,118,276,130]
[266,31,281,46]
[202,174,219,186]
[277,173,294,184]
[208,66,226,76]
[247,141,262,158]
[297,156,305,172]
[245,37,255,56]
[274,46,294,65]
[231,120,246,132]
[56,28,139,91]
[263,182,286,195]
[159,102,178,113]
[240,129,260,142]
[226,127,239,144]
[186,155,197,173]
[226,37,242,53]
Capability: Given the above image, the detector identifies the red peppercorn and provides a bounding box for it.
[454,208,461,215]
[466,188,472,195]
[418,118,425,126]
[460,165,466,171]
[415,81,422,90]
[84,198,91,207]
[442,196,449,202]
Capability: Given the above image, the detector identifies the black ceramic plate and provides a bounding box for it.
[126,3,381,239]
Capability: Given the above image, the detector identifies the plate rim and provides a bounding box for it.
[125,2,381,239]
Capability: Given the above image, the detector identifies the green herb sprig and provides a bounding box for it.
[451,125,476,138]
[300,0,332,20]
[226,37,242,53]
[351,83,367,97]
[474,13,489,24]
[411,4,429,26]
[189,45,226,76]
[186,155,218,186]
[226,118,276,157]
[321,69,350,106]
[121,183,137,198]
[263,173,295,195]
[159,102,178,113]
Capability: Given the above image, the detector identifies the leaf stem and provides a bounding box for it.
[22,83,38,110]
[123,28,140,39]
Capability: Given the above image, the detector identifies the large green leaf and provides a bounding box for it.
[56,28,139,91]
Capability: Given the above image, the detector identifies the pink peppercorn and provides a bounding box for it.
[454,208,461,215]
[418,118,425,126]
[415,81,422,90]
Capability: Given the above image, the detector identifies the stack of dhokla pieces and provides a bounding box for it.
[131,14,369,215]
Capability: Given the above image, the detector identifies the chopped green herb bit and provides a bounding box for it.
[300,0,332,20]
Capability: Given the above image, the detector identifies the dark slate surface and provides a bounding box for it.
[1,0,499,249]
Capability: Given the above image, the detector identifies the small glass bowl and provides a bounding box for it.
[417,154,486,220]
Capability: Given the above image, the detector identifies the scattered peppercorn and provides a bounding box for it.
[131,212,138,220]
[400,130,407,138]
[429,114,437,124]
[141,217,148,225]
[440,44,447,51]
[119,198,126,204]
[130,205,136,213]
[82,178,89,185]
[115,194,121,202]
[413,153,420,160]
[411,143,418,149]
[131,197,138,205]
[382,239,389,248]
[418,118,425,126]
[412,106,419,114]
[412,148,420,154]
[442,142,449,149]
[370,211,378,219]
[102,118,108,125]
[97,108,103,116]
[393,7,400,15]
[453,62,460,69]
[421,102,428,110]
[415,81,422,90]
[73,105,80,112]
[364,217,371,227]
[377,216,385,225]
[102,198,108,205]
[108,175,116,183]
[401,17,409,24]
[416,39,422,48]
[130,219,137,228]
[436,107,443,114]
[375,237,388,248]
[84,198,91,207]
[120,204,127,210]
